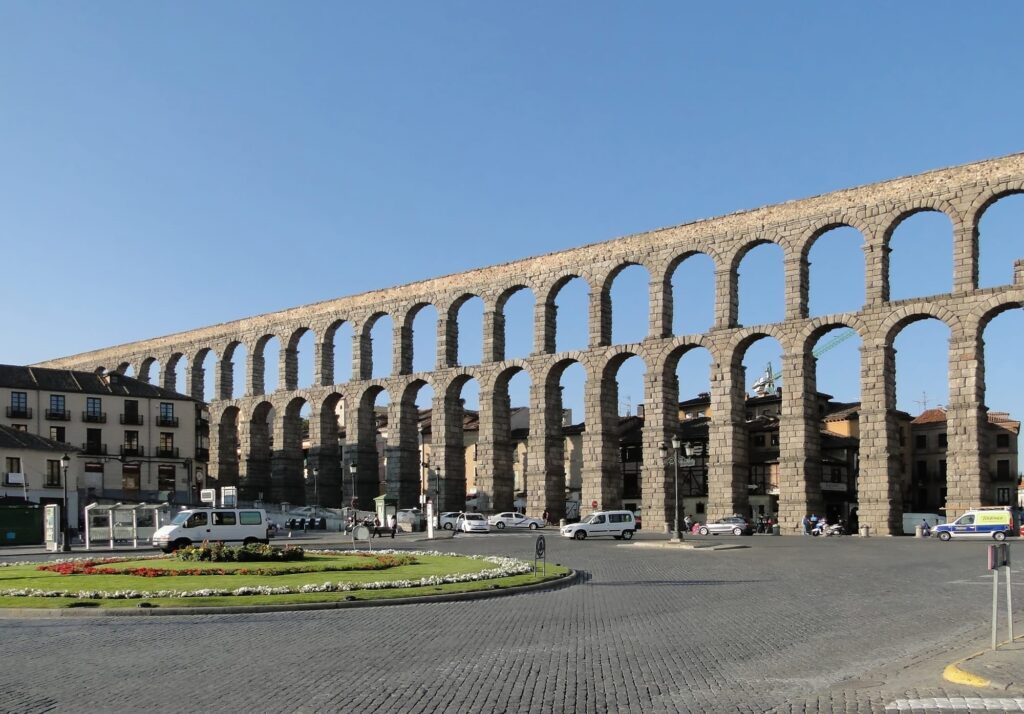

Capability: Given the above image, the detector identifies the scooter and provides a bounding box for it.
[812,522,844,537]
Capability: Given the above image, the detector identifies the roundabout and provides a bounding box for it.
[0,545,571,613]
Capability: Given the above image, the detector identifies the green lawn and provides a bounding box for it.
[0,553,569,609]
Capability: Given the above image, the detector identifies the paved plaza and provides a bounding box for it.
[1,533,1021,713]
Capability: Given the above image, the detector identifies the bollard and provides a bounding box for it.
[859,525,870,537]
[914,525,924,538]
[771,524,781,536]
[559,519,567,528]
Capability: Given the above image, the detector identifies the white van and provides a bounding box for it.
[152,508,271,552]
[932,507,1019,541]
[560,510,636,541]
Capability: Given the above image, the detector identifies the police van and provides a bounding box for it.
[932,507,1018,541]
[152,507,271,552]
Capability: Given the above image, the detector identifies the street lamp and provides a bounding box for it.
[60,453,71,552]
[312,466,320,516]
[659,435,684,542]
[348,462,358,513]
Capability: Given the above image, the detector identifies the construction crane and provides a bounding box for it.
[751,329,856,396]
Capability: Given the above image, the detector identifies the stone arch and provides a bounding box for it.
[352,384,392,510]
[401,301,438,375]
[215,405,241,489]
[729,238,786,328]
[445,292,484,367]
[273,396,309,504]
[882,202,960,302]
[391,378,433,508]
[970,189,1024,289]
[662,249,718,337]
[477,363,534,513]
[241,400,275,501]
[115,362,132,375]
[190,347,216,402]
[435,371,481,512]
[541,273,591,354]
[493,284,536,361]
[139,356,159,385]
[597,261,651,346]
[321,318,352,386]
[93,366,106,375]
[798,220,869,319]
[251,333,282,395]
[282,325,315,391]
[220,340,247,400]
[359,311,393,380]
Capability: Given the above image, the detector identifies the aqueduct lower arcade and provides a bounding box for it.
[37,153,1024,534]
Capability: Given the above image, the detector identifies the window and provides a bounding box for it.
[939,460,946,481]
[770,433,779,447]
[124,431,139,449]
[996,434,1010,449]
[50,395,65,412]
[753,435,766,447]
[9,391,28,417]
[86,397,102,419]
[122,462,140,493]
[916,461,928,480]
[123,399,141,425]
[212,511,237,526]
[50,426,66,443]
[160,433,175,456]
[938,433,947,448]
[45,460,61,487]
[158,464,176,495]
[997,460,1010,480]
[915,434,926,449]
[5,456,21,476]
[997,487,1011,506]
[186,512,208,528]
[160,402,174,419]
[239,511,263,525]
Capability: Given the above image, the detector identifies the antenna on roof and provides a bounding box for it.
[914,392,930,412]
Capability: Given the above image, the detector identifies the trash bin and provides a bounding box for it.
[559,519,567,528]
[859,525,870,537]
[914,524,924,538]
[771,524,781,536]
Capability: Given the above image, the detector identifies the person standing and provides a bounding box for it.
[683,514,693,531]
[388,513,397,538]
[542,509,550,525]
[801,514,811,535]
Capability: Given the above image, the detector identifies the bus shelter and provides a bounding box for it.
[83,503,168,550]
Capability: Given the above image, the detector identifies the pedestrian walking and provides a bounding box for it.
[389,514,397,538]
[801,514,811,535]
[683,514,693,531]
[542,509,550,525]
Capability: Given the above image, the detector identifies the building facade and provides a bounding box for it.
[0,366,203,520]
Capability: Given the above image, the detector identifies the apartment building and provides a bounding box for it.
[0,365,203,526]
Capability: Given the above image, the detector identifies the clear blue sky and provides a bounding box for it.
[2,3,1024,434]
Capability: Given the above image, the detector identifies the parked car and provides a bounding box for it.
[456,513,490,533]
[439,512,464,530]
[488,512,545,530]
[697,517,754,536]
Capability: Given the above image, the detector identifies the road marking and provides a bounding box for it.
[885,697,1024,711]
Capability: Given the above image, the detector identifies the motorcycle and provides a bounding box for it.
[811,522,844,537]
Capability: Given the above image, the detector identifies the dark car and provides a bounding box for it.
[697,517,754,536]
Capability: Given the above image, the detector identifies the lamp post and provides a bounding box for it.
[60,453,71,552]
[312,466,320,517]
[659,436,684,542]
[348,462,358,513]
[434,469,442,527]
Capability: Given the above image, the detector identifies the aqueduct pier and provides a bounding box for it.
[37,152,1024,534]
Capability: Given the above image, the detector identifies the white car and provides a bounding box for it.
[560,510,636,541]
[439,512,464,530]
[488,512,545,530]
[456,513,490,533]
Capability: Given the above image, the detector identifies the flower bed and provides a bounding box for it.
[35,553,416,578]
[2,550,537,601]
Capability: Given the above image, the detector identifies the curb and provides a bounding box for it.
[0,569,580,619]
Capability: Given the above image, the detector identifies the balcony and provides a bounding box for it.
[5,406,31,419]
[156,447,179,458]
[156,416,180,428]
[120,445,145,457]
[82,412,107,424]
[45,409,71,421]
[81,442,108,456]
[120,413,144,425]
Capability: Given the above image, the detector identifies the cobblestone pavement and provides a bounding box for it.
[1,534,1021,713]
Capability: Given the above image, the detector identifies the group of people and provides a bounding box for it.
[800,513,845,535]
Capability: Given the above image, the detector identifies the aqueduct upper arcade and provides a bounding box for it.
[37,153,1024,534]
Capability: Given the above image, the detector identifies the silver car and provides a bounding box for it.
[697,517,754,536]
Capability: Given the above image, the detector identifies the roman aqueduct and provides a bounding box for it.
[38,153,1024,534]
